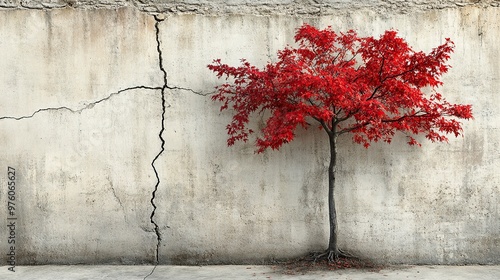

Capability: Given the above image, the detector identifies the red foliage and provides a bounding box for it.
[208,24,473,152]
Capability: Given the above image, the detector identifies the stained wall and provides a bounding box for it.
[0,1,498,264]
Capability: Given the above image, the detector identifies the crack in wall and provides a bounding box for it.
[110,186,123,208]
[0,10,213,271]
[144,14,215,278]
[0,85,162,121]
[168,85,214,96]
[143,14,167,280]
[110,184,128,223]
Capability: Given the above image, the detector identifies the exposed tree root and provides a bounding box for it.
[275,250,381,275]
[311,248,355,263]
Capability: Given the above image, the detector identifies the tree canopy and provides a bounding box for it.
[208,24,473,152]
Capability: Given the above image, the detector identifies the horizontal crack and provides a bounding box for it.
[166,85,215,97]
[0,85,162,121]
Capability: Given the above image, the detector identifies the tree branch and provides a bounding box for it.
[337,110,426,135]
[381,110,426,123]
[338,122,369,135]
[312,116,332,135]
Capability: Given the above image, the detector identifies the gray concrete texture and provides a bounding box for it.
[1,265,500,280]
[0,2,499,266]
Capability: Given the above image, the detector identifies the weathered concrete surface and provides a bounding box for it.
[159,8,500,264]
[0,3,499,266]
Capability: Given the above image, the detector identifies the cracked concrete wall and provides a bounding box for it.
[0,3,499,265]
[0,9,163,264]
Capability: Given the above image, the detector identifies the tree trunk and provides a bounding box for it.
[311,125,348,262]
[327,132,339,261]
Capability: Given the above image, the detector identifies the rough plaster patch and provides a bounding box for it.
[1,0,499,15]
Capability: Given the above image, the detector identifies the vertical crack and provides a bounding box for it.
[144,14,167,280]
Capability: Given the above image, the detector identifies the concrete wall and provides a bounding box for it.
[0,1,499,265]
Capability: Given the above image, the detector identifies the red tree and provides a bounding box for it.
[208,24,472,262]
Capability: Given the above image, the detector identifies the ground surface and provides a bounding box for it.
[275,255,382,275]
[1,265,500,279]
